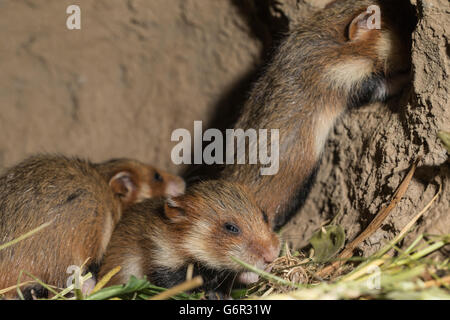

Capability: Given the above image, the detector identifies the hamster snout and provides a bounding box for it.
[164,176,186,197]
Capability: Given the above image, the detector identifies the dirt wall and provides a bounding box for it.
[281,0,450,254]
[0,0,262,172]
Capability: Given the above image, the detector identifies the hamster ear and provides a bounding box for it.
[348,6,381,41]
[109,171,137,204]
[164,197,186,223]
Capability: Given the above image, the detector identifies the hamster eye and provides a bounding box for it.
[262,210,269,224]
[224,222,241,235]
[153,172,163,182]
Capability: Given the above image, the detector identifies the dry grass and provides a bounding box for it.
[235,160,450,300]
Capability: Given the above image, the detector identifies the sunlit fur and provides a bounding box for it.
[99,180,280,291]
[0,155,122,297]
[0,155,185,298]
[95,158,186,207]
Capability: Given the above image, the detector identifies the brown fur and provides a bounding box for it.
[219,0,415,229]
[95,158,185,208]
[98,180,280,292]
[0,154,185,297]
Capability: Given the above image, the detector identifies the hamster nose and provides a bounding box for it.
[166,178,186,197]
[263,245,279,264]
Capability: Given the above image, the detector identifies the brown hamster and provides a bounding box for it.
[98,180,280,294]
[219,0,415,230]
[0,154,185,298]
[94,158,185,208]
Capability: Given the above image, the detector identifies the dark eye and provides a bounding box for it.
[262,210,269,224]
[154,172,163,182]
[224,222,240,235]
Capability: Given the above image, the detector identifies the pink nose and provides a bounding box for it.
[166,179,186,197]
[263,245,280,264]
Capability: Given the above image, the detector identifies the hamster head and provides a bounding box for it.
[301,0,416,104]
[101,159,186,207]
[340,0,414,71]
[164,180,280,284]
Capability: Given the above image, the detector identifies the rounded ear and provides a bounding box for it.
[164,197,187,223]
[348,5,381,41]
[109,171,137,204]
